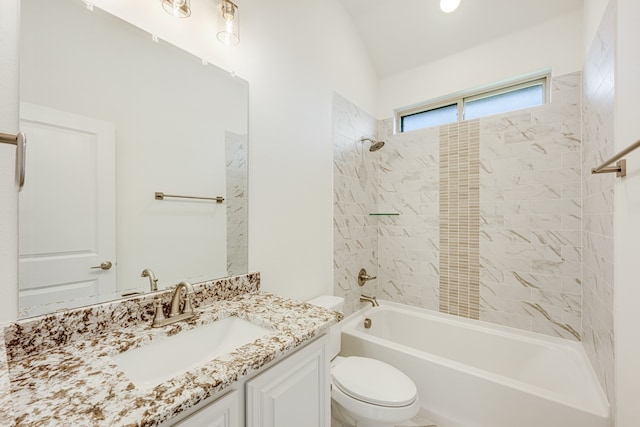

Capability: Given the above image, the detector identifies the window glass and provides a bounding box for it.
[464,84,544,120]
[401,104,458,132]
[396,75,549,133]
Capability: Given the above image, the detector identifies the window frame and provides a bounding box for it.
[395,71,551,133]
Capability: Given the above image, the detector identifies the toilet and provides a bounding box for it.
[308,296,420,427]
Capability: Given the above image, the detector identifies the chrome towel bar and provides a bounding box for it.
[0,131,27,191]
[155,192,225,203]
[592,139,640,178]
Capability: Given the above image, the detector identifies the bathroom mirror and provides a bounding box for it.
[18,0,248,317]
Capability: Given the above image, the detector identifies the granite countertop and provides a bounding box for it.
[0,273,341,426]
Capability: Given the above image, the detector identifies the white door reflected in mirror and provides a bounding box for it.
[18,103,116,317]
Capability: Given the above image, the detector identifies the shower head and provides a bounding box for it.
[360,137,386,152]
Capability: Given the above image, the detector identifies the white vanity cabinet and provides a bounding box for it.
[165,334,329,427]
[246,335,330,427]
[171,390,239,427]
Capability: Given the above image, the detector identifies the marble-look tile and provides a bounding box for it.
[333,93,377,141]
[581,0,616,409]
[336,74,588,343]
[478,73,583,339]
[225,132,248,276]
[378,118,394,140]
[333,94,379,315]
[480,310,532,331]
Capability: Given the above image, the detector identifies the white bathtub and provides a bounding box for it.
[339,301,610,427]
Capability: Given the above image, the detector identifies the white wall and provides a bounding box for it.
[0,0,378,318]
[614,0,640,424]
[377,9,584,119]
[0,0,19,323]
[232,0,377,300]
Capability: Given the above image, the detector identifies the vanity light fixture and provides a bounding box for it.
[440,0,460,13]
[162,0,191,18]
[217,0,240,46]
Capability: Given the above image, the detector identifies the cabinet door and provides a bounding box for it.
[172,390,239,427]
[246,335,329,427]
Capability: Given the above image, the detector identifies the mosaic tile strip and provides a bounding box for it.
[439,120,481,319]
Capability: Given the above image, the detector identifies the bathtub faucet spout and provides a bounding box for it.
[360,294,379,307]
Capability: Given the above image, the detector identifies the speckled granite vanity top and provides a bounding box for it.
[0,273,341,426]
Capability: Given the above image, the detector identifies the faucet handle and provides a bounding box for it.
[358,268,377,286]
[182,293,194,315]
[152,298,166,327]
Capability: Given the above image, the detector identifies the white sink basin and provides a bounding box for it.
[111,316,274,389]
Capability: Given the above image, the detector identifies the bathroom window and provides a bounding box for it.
[401,103,458,132]
[397,73,549,133]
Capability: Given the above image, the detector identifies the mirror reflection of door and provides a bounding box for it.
[18,103,116,316]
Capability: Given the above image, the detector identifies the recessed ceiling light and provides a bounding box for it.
[440,0,461,13]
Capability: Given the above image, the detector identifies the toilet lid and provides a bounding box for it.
[332,357,417,407]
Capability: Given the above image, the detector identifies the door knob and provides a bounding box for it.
[91,261,113,270]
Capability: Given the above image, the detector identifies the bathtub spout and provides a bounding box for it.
[360,294,379,307]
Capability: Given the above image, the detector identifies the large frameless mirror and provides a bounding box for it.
[18,0,249,317]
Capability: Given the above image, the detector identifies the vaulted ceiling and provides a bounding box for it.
[337,0,584,77]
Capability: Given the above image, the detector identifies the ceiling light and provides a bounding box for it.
[162,0,191,18]
[217,0,240,46]
[440,0,460,13]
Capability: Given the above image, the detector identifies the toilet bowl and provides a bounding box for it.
[307,296,420,427]
[331,356,420,427]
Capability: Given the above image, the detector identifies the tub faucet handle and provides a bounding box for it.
[358,268,377,286]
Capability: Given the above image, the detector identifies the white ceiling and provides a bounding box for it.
[338,0,584,78]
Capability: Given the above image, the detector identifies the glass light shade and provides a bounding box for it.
[162,0,191,18]
[217,0,240,45]
[440,0,460,13]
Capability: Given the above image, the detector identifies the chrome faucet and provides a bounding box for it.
[360,294,379,307]
[141,268,159,291]
[151,281,196,327]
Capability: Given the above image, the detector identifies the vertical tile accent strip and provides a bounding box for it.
[439,120,480,319]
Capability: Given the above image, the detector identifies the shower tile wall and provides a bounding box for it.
[375,73,582,339]
[581,0,615,409]
[478,72,583,340]
[335,73,583,339]
[333,93,379,316]
[376,126,440,310]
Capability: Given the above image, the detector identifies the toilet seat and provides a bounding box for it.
[332,356,417,407]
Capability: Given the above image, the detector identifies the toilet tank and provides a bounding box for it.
[307,295,344,359]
